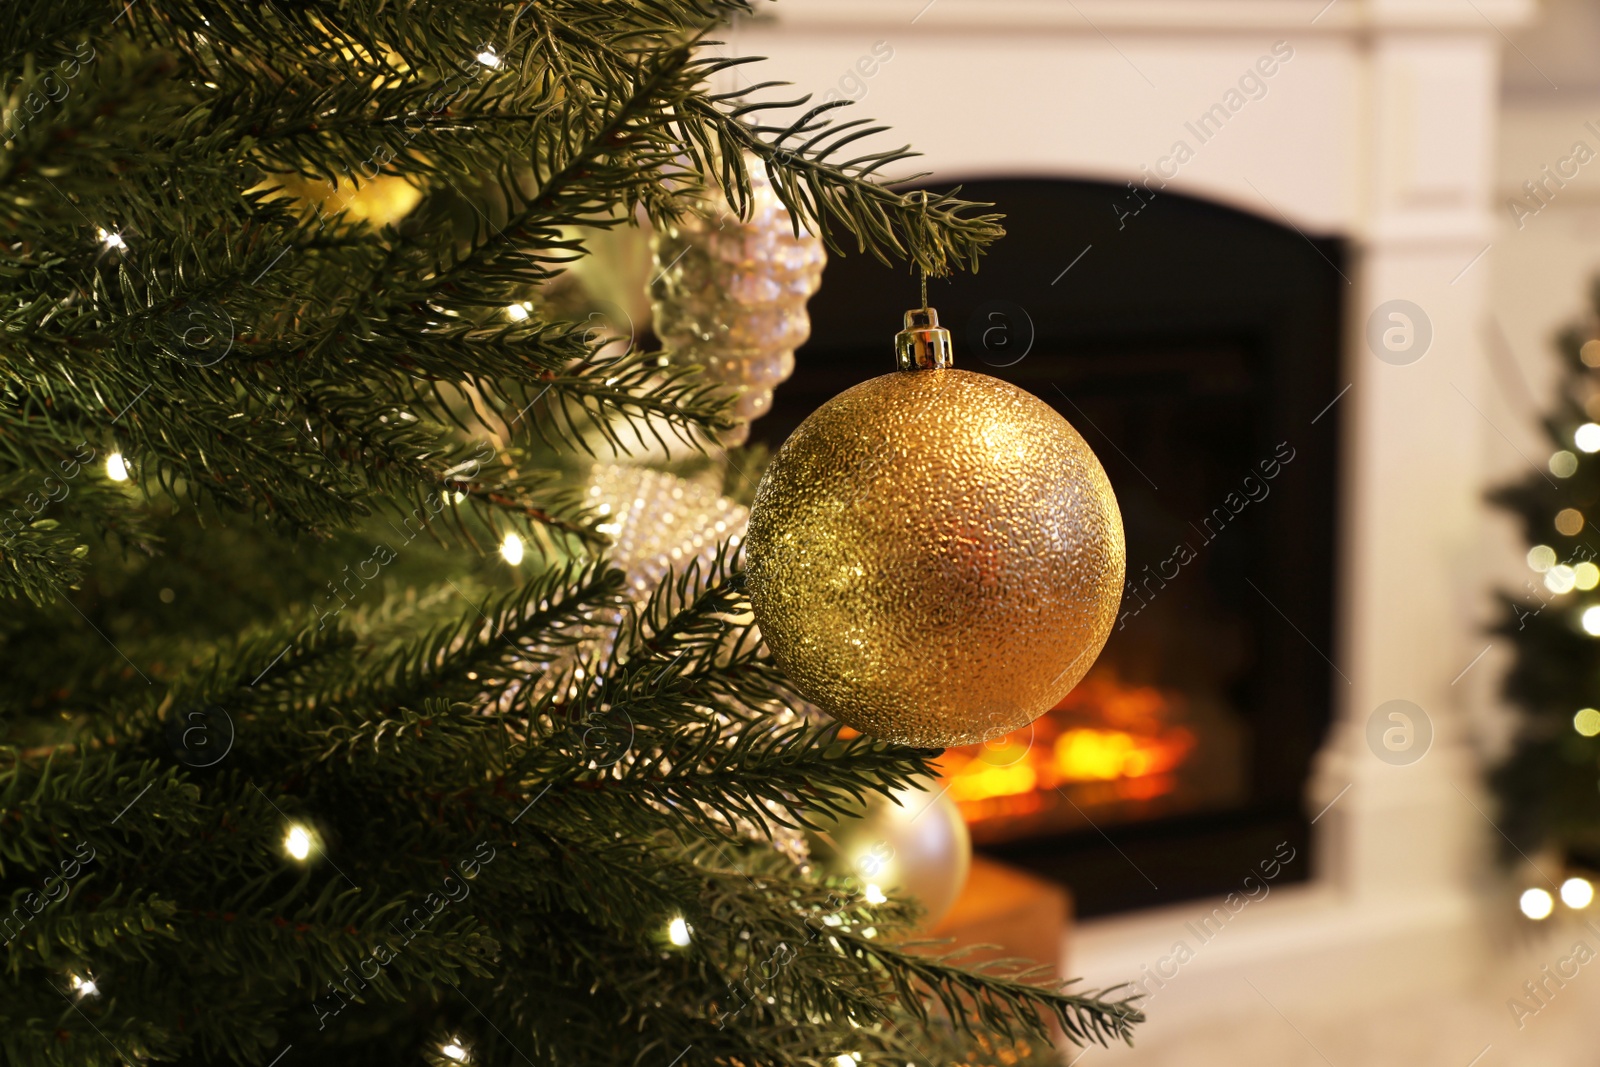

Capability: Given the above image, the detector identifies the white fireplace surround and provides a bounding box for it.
[730,0,1547,1059]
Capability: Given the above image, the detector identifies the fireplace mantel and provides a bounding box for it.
[733,0,1534,1051]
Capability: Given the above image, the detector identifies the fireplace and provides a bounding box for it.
[940,666,1230,842]
[758,178,1344,916]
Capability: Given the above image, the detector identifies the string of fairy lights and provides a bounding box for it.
[42,820,885,1060]
[1523,413,1600,752]
[1514,338,1600,921]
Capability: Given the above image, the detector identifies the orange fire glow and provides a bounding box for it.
[939,671,1195,826]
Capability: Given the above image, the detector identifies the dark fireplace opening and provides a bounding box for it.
[756,178,1345,917]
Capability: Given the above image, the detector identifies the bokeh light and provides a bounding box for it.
[1520,887,1555,920]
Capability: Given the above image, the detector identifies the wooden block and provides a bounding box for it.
[927,855,1072,976]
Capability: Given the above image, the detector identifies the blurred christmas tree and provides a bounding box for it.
[1492,280,1600,876]
[0,2,1141,1065]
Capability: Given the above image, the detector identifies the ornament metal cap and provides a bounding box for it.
[895,307,953,370]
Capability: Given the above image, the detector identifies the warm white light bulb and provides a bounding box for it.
[1583,607,1600,636]
[441,1041,469,1062]
[70,974,98,998]
[1575,708,1600,737]
[1577,423,1600,453]
[504,302,529,322]
[1520,887,1555,920]
[499,532,525,566]
[863,883,887,905]
[284,824,313,861]
[476,49,501,68]
[105,453,129,481]
[667,916,691,946]
[1561,876,1594,909]
[1546,565,1577,594]
[96,227,125,250]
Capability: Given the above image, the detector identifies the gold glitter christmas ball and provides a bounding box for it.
[745,310,1124,747]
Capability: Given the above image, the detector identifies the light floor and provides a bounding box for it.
[1063,915,1600,1067]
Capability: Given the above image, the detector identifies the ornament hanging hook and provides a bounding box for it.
[895,301,952,370]
[897,237,952,370]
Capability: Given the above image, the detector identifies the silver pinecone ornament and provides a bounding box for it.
[650,164,826,445]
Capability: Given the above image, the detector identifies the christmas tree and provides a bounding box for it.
[0,3,1142,1064]
[1492,280,1600,882]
